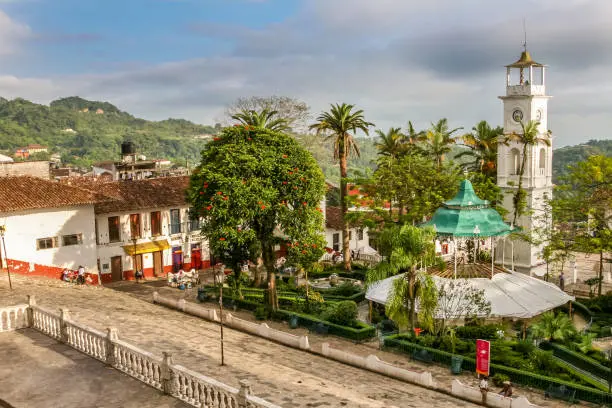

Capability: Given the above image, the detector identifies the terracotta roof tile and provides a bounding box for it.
[85,176,191,214]
[326,206,343,230]
[0,176,97,213]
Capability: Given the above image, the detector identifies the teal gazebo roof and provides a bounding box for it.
[423,179,512,238]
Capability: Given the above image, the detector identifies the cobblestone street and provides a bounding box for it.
[0,274,581,407]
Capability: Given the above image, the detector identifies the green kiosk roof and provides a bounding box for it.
[423,179,512,238]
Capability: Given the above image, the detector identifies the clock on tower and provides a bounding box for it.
[496,48,554,275]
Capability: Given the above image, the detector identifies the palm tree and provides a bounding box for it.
[310,103,374,270]
[458,120,504,178]
[506,120,551,224]
[421,118,463,168]
[375,127,405,158]
[366,225,439,331]
[231,108,290,132]
[530,311,576,342]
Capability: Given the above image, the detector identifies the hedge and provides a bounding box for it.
[215,295,376,342]
[541,341,610,382]
[204,286,365,303]
[384,336,612,405]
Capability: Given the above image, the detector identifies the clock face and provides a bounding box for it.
[512,109,523,123]
[536,109,543,121]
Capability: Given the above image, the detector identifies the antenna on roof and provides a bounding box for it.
[522,18,527,52]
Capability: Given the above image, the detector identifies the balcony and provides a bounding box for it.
[507,84,545,96]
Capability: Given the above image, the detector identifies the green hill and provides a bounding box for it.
[0,96,216,166]
[552,139,612,183]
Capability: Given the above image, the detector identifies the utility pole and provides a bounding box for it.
[0,225,13,290]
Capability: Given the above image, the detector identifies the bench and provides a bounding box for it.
[544,385,576,403]
[411,349,434,364]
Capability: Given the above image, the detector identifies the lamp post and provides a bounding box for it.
[0,225,13,290]
[132,237,138,280]
[473,225,480,264]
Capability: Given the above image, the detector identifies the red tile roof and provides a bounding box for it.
[76,176,192,214]
[0,176,97,213]
[326,206,343,230]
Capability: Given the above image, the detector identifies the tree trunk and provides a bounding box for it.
[513,144,529,225]
[340,145,351,271]
[598,250,604,296]
[262,241,278,310]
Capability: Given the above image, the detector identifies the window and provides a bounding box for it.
[130,213,141,239]
[188,208,200,232]
[332,233,340,252]
[510,148,521,175]
[539,147,546,170]
[108,216,121,243]
[170,209,181,234]
[150,211,162,236]
[37,237,58,250]
[62,234,82,246]
[358,228,364,241]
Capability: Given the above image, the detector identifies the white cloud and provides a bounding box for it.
[0,9,30,55]
[1,0,612,147]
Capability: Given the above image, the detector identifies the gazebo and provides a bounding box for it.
[366,179,574,321]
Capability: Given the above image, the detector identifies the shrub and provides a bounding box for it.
[513,340,535,356]
[455,324,500,340]
[492,373,510,387]
[320,301,358,326]
[254,306,268,320]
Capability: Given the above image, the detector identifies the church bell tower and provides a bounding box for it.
[497,48,553,275]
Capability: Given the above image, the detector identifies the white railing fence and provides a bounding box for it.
[0,297,280,408]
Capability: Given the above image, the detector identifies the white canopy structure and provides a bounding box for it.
[366,270,574,319]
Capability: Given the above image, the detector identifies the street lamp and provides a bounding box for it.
[473,225,480,264]
[0,225,13,290]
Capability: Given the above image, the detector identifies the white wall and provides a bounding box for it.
[0,205,98,272]
[325,227,369,252]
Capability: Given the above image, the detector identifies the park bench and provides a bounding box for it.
[544,385,576,403]
[411,349,434,364]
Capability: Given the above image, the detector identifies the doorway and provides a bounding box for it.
[191,244,202,271]
[134,254,143,272]
[111,256,122,281]
[172,246,183,272]
[153,251,163,276]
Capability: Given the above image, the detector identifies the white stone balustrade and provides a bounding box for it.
[0,303,28,332]
[1,296,280,408]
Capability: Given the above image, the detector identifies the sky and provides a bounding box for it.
[1,0,612,147]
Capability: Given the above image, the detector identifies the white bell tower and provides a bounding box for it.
[497,48,553,275]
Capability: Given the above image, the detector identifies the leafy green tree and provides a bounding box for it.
[555,155,612,295]
[224,96,310,133]
[230,108,290,132]
[366,225,439,331]
[531,311,576,342]
[468,171,507,218]
[505,120,551,225]
[458,120,504,179]
[188,125,326,309]
[418,274,438,334]
[310,103,374,270]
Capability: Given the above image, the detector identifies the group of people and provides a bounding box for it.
[62,265,86,285]
[479,375,513,404]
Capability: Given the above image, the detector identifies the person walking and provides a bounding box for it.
[77,265,86,285]
[559,271,565,291]
[479,375,489,405]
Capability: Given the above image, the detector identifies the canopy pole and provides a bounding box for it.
[491,237,495,279]
[502,237,506,269]
[454,238,457,279]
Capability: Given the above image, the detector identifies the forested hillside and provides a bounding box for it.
[0,96,217,166]
[0,96,608,180]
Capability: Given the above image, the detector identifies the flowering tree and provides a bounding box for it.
[188,125,326,309]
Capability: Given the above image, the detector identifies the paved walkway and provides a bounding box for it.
[0,329,187,408]
[0,274,585,407]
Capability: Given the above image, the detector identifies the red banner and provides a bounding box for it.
[476,339,490,376]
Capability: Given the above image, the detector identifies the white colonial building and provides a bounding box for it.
[324,206,373,257]
[497,48,553,274]
[0,176,100,283]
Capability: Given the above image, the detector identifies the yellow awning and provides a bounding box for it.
[123,240,171,256]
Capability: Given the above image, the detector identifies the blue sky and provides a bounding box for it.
[1,0,612,147]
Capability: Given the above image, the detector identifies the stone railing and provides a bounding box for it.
[321,343,435,388]
[0,303,28,332]
[2,296,280,408]
[451,380,541,408]
[153,292,310,351]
